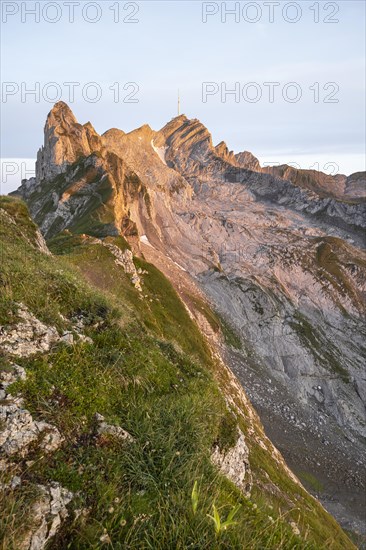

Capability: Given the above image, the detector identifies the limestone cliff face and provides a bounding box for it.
[102,123,191,198]
[344,171,366,199]
[234,150,261,171]
[214,143,261,172]
[14,104,366,534]
[261,164,347,199]
[36,101,103,182]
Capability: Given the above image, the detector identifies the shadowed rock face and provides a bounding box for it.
[261,165,347,199]
[214,143,261,172]
[15,102,366,534]
[344,171,366,199]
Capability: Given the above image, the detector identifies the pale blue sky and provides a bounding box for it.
[1,1,365,192]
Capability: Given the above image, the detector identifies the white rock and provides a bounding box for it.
[94,413,133,443]
[211,429,252,496]
[0,364,63,458]
[0,304,59,357]
[60,331,74,345]
[18,482,73,550]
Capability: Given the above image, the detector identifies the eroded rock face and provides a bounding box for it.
[261,164,347,200]
[234,150,261,172]
[211,429,252,496]
[16,149,151,240]
[36,101,103,182]
[344,171,366,199]
[18,483,73,550]
[157,116,366,234]
[214,143,261,172]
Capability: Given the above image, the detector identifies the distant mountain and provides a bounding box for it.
[213,142,365,202]
[13,102,366,537]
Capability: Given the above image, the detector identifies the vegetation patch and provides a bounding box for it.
[0,197,355,549]
[298,472,324,494]
[189,296,242,350]
[289,311,350,383]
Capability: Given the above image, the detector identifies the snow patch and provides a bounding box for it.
[151,140,167,165]
[173,261,187,272]
[140,235,153,248]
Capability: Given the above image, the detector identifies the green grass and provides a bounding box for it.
[0,480,41,550]
[49,235,214,366]
[316,241,357,301]
[0,197,355,549]
[298,472,324,493]
[289,311,350,383]
[189,295,242,350]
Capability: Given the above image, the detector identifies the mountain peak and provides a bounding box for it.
[36,102,102,182]
[127,123,154,139]
[215,141,232,157]
[156,115,212,153]
[170,114,188,123]
[234,150,261,171]
[50,100,74,113]
[46,101,77,126]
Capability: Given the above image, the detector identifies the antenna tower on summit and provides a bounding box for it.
[178,89,181,116]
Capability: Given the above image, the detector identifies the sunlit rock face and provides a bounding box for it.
[15,102,366,533]
[36,101,103,183]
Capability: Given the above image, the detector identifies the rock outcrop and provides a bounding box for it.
[234,150,261,172]
[211,429,252,496]
[0,363,63,459]
[36,101,103,182]
[102,242,142,291]
[17,483,73,550]
[94,413,133,442]
[261,164,347,199]
[0,323,71,550]
[344,171,366,199]
[0,303,59,357]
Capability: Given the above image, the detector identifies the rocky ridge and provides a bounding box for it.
[13,102,366,538]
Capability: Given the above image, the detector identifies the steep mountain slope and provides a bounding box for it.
[13,102,366,538]
[0,196,355,549]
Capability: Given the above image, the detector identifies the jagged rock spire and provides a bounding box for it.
[36,102,103,182]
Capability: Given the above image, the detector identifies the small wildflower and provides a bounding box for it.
[108,506,114,514]
[100,533,111,544]
[114,497,120,504]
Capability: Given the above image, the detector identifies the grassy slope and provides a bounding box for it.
[0,197,354,549]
